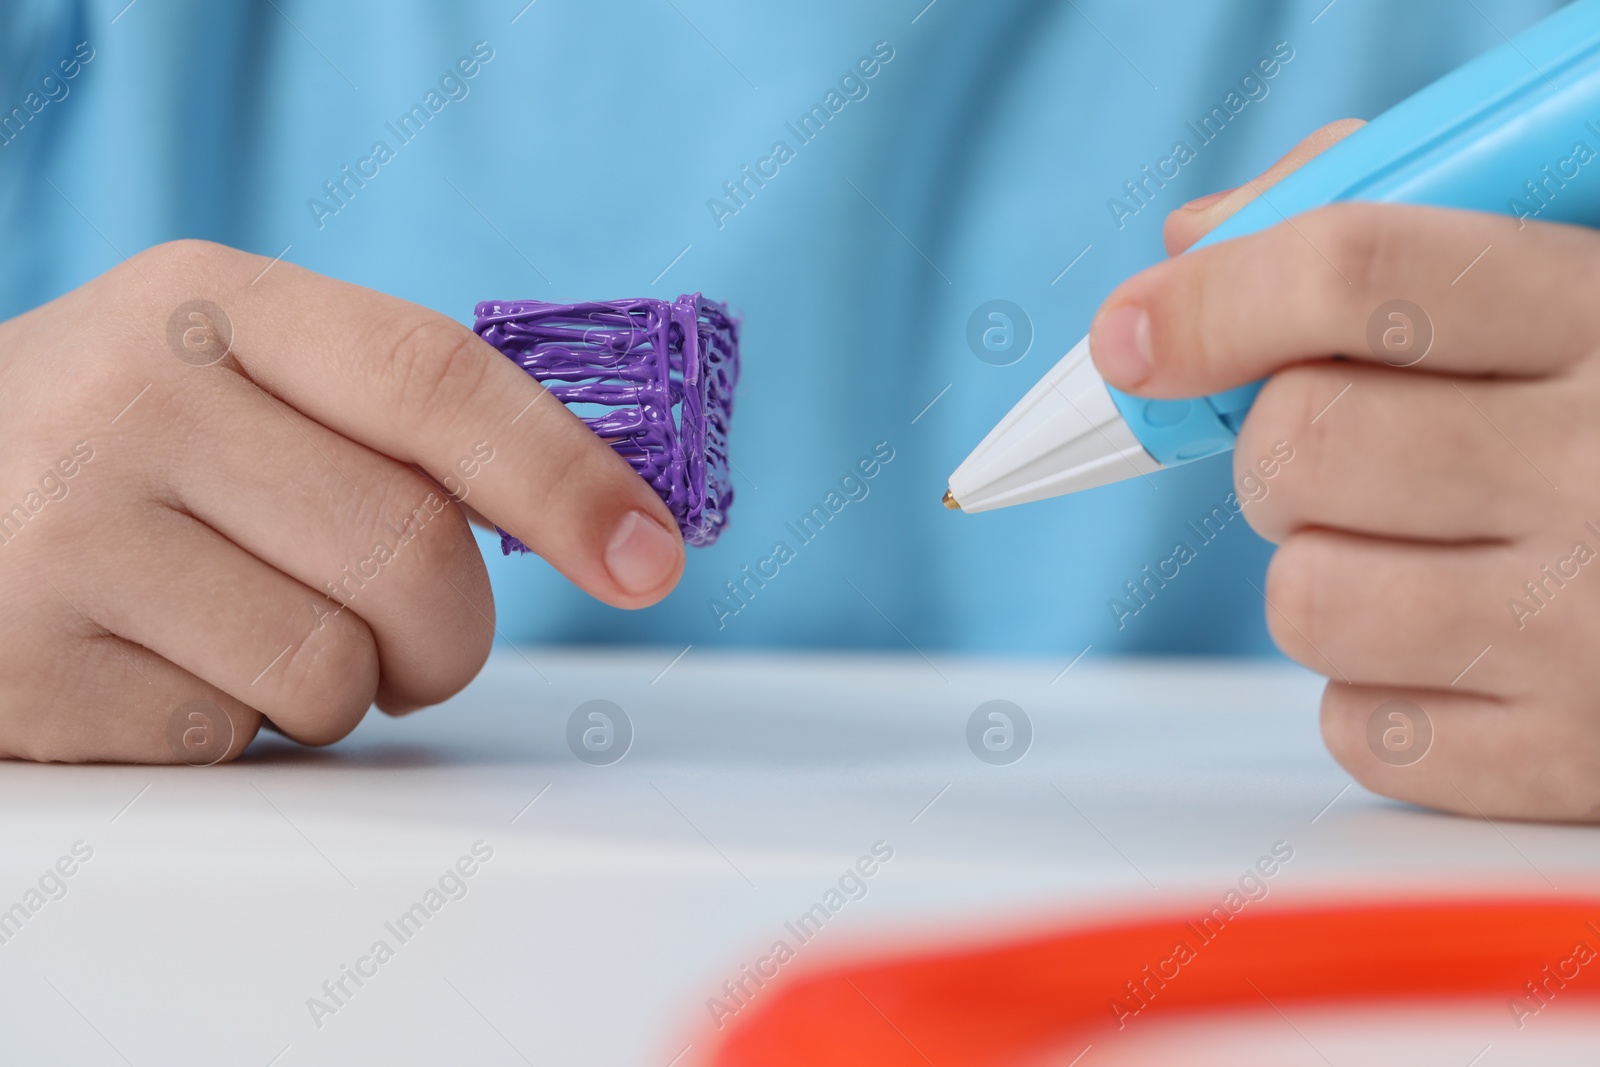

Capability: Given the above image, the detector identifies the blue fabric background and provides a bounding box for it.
[0,0,1566,655]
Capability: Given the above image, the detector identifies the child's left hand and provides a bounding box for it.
[1091,121,1600,822]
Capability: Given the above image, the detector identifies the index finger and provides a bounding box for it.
[142,241,684,609]
[1162,119,1366,256]
[1088,201,1600,399]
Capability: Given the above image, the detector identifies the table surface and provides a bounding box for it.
[2,650,1597,1067]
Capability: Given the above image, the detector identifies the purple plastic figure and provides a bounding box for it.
[474,294,740,551]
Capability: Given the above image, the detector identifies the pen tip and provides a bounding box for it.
[942,489,962,511]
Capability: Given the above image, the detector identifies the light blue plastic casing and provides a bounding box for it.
[1110,0,1600,466]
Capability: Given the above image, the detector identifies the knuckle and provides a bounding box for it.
[1234,367,1326,540]
[391,486,476,583]
[1304,202,1395,295]
[271,607,378,745]
[156,698,261,766]
[54,338,149,423]
[380,314,494,422]
[343,473,493,702]
[105,242,250,367]
[127,239,239,288]
[1317,684,1417,800]
[1233,479,1284,544]
[1260,363,1329,432]
[1317,683,1371,771]
[1264,534,1331,659]
[207,703,264,764]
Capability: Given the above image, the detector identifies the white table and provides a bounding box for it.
[2,651,1596,1066]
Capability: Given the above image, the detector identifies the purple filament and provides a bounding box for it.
[474,294,740,551]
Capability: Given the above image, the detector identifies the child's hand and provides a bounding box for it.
[1092,123,1600,821]
[0,241,684,763]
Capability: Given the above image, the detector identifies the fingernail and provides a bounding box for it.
[605,511,679,596]
[1182,187,1235,211]
[1094,305,1152,388]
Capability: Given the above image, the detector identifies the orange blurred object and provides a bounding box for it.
[702,898,1600,1066]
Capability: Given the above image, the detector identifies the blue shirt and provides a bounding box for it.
[0,0,1564,655]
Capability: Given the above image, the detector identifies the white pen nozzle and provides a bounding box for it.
[946,336,1163,512]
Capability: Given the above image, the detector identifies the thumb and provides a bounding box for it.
[1161,119,1366,256]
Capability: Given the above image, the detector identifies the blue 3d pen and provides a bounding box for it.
[946,0,1600,513]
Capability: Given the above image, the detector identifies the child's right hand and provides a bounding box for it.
[1096,123,1600,821]
[0,241,685,763]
